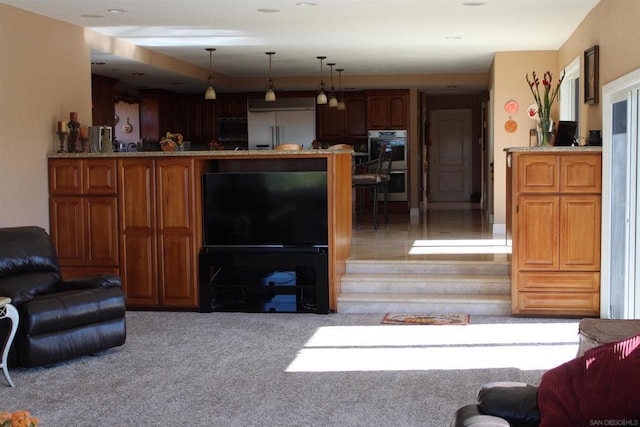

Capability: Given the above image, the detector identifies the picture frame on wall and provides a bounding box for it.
[584,45,599,104]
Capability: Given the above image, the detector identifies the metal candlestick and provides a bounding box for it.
[79,136,90,152]
[56,131,69,153]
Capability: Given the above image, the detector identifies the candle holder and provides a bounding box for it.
[67,121,81,153]
[56,131,69,153]
[79,135,90,152]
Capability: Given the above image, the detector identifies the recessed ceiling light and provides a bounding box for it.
[82,14,104,18]
[107,8,126,13]
[446,36,463,40]
[463,2,486,6]
[296,2,318,6]
[257,8,280,13]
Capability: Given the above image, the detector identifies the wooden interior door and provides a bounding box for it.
[428,109,472,202]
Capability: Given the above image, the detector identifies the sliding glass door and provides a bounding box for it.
[602,69,640,319]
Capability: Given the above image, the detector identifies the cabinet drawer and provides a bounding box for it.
[49,159,82,195]
[517,291,599,315]
[518,271,600,292]
[84,159,117,194]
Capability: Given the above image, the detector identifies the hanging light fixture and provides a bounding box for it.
[316,56,327,105]
[265,52,276,102]
[327,63,338,108]
[336,68,346,110]
[204,48,217,100]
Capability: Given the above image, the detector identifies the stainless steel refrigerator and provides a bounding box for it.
[247,97,316,150]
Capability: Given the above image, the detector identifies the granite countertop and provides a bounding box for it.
[47,149,352,158]
[505,145,602,153]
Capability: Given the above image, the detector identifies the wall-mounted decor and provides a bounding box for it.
[584,45,599,104]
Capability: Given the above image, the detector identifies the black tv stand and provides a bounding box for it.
[198,247,329,314]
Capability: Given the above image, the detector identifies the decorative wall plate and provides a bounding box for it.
[122,117,133,133]
[527,103,539,119]
[114,114,120,125]
[504,118,518,133]
[504,100,519,114]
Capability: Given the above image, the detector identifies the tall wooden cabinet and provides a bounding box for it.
[48,158,119,278]
[316,93,367,142]
[507,149,602,316]
[118,157,199,308]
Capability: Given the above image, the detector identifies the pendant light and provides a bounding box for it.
[336,68,346,110]
[327,63,338,108]
[316,56,327,105]
[265,52,276,102]
[204,48,217,100]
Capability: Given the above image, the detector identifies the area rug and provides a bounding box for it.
[381,313,470,325]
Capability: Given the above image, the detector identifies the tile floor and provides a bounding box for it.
[350,208,511,262]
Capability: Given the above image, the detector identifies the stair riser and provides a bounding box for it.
[340,281,510,295]
[337,301,511,315]
[345,262,509,276]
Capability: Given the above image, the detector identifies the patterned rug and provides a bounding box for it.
[381,313,470,325]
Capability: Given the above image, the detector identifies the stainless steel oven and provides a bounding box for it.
[368,130,407,201]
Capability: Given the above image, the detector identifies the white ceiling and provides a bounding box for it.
[3,0,600,94]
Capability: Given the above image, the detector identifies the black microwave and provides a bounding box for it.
[218,117,248,141]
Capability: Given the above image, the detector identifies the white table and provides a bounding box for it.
[0,297,18,387]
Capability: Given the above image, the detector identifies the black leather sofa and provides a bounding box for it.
[0,226,126,368]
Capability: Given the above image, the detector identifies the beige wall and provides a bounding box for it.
[0,4,92,230]
[491,51,559,226]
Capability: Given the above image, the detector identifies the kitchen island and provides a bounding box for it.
[47,149,353,312]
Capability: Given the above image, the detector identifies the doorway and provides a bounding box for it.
[428,109,473,203]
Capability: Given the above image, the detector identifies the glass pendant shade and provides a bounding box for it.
[205,85,216,100]
[337,100,346,110]
[316,92,327,104]
[265,88,276,102]
[328,96,338,108]
[336,68,345,110]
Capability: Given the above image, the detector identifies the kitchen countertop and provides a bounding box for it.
[48,149,353,158]
[505,145,602,153]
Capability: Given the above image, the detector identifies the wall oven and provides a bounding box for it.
[368,130,407,201]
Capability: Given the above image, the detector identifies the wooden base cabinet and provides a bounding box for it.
[48,158,119,279]
[507,150,602,316]
[118,157,199,308]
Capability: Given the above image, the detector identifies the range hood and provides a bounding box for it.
[247,97,315,111]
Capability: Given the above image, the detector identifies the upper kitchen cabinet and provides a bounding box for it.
[91,74,118,128]
[365,89,409,130]
[316,92,367,142]
[217,94,247,117]
[140,90,174,143]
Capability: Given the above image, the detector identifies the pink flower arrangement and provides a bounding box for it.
[208,139,224,150]
[525,70,565,119]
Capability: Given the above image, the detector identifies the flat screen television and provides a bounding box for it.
[202,172,328,248]
[554,120,578,146]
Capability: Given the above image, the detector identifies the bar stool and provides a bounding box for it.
[0,296,18,387]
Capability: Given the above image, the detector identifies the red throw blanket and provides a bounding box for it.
[538,333,640,426]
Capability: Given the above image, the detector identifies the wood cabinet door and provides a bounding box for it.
[517,154,559,193]
[387,94,408,129]
[367,96,389,129]
[49,159,82,195]
[517,194,559,270]
[560,195,601,270]
[119,158,158,305]
[560,154,602,193]
[156,158,198,307]
[344,96,367,139]
[84,196,119,266]
[49,196,84,265]
[83,159,117,194]
[316,103,343,141]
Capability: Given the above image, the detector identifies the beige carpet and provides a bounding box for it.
[381,313,470,325]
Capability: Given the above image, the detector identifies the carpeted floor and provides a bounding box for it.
[1,312,580,426]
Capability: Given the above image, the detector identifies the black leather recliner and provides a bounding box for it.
[0,226,126,368]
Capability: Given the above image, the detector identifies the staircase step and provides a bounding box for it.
[341,274,510,295]
[345,259,509,275]
[337,293,512,315]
